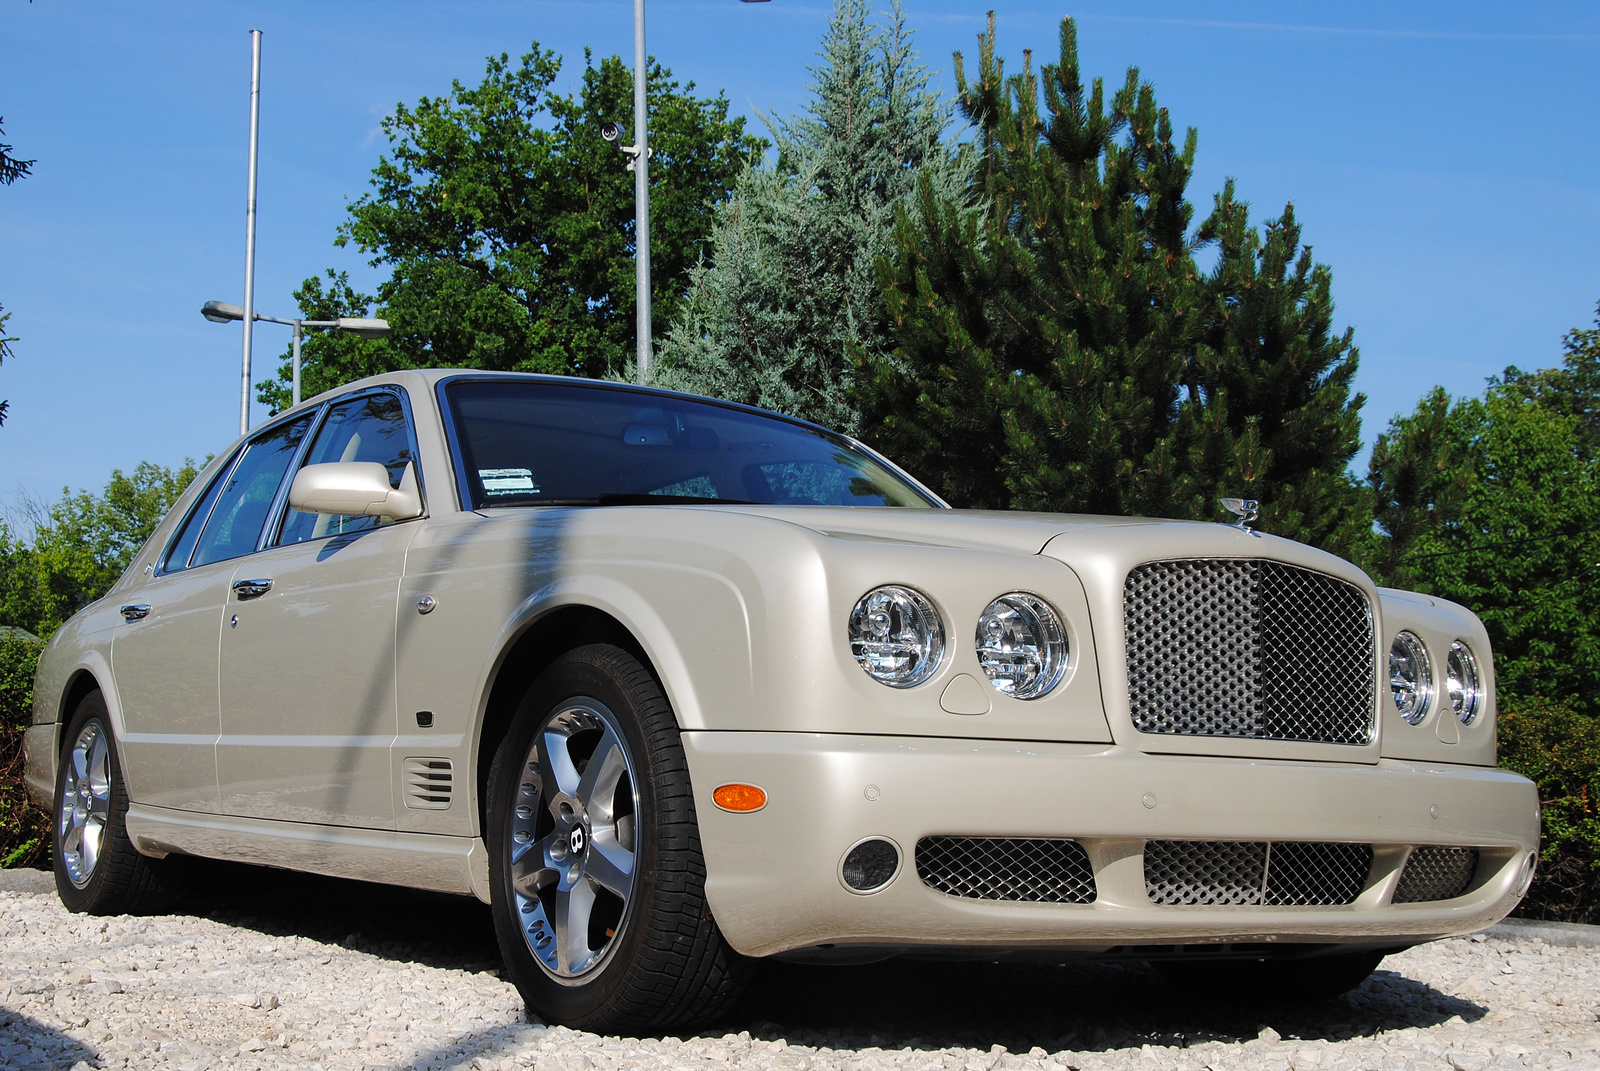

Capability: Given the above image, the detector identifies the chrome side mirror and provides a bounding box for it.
[288,462,423,520]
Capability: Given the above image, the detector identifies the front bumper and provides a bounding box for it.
[682,732,1540,959]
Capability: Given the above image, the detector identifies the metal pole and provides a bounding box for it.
[633,0,652,384]
[240,29,263,434]
[291,319,303,407]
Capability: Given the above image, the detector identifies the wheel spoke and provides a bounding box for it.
[585,832,634,899]
[574,726,626,814]
[541,729,582,800]
[552,880,597,975]
[510,833,560,900]
[80,816,103,876]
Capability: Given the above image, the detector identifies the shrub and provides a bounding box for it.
[1498,697,1600,923]
[0,632,48,869]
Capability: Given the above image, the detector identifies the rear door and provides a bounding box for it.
[111,415,316,810]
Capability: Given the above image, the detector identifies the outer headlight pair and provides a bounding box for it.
[1389,632,1483,725]
[848,586,1068,699]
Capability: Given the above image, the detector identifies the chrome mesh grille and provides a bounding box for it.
[1125,559,1376,745]
[1393,846,1479,903]
[916,837,1096,903]
[1144,841,1373,906]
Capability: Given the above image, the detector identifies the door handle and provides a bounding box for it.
[232,579,273,600]
[120,604,151,622]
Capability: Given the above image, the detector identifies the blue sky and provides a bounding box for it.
[2,1,1598,510]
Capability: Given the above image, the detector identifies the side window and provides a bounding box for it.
[189,416,315,569]
[278,392,416,546]
[161,457,234,573]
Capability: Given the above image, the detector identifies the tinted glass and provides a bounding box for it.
[445,379,936,509]
[161,457,233,573]
[190,416,313,568]
[279,392,416,545]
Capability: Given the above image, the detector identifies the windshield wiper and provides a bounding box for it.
[596,493,758,506]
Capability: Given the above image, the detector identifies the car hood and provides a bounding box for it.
[714,506,1190,556]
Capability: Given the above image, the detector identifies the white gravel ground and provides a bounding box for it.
[1,864,1597,1071]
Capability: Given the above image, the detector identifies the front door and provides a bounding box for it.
[215,389,423,829]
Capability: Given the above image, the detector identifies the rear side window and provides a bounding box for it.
[278,392,416,545]
[161,458,234,573]
[189,415,314,569]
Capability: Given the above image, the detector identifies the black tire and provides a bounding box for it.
[53,692,180,915]
[486,644,751,1032]
[1154,948,1387,1004]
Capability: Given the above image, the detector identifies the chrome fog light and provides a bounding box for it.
[1446,641,1483,724]
[1389,631,1433,725]
[975,592,1068,699]
[849,585,944,688]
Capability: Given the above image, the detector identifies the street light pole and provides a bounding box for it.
[240,29,264,434]
[633,0,652,385]
[202,302,389,412]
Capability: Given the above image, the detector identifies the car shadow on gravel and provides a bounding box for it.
[725,958,1489,1054]
[0,1008,98,1071]
[155,861,1490,1056]
[164,858,502,973]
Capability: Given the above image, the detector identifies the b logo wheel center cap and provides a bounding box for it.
[569,827,586,855]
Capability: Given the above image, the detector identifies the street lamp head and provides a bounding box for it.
[202,300,245,323]
[336,317,391,340]
[740,1,772,4]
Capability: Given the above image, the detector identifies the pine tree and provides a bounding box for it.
[657,0,964,436]
[861,16,1365,555]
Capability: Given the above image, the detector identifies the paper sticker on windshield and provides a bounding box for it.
[479,468,539,496]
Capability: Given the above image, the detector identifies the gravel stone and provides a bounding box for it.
[1,869,1598,1070]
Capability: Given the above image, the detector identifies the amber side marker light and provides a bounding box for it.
[713,784,768,813]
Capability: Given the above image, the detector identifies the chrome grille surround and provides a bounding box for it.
[1144,840,1374,906]
[1125,559,1376,745]
[1393,846,1480,903]
[916,836,1096,904]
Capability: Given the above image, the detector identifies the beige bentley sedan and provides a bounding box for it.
[25,370,1538,1030]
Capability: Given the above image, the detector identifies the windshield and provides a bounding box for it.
[443,379,939,510]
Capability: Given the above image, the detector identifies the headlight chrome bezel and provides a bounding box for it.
[1446,640,1483,725]
[1389,630,1434,726]
[848,584,946,688]
[974,591,1070,700]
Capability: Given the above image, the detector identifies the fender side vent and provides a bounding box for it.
[404,757,454,810]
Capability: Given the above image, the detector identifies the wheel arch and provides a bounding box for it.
[472,603,658,837]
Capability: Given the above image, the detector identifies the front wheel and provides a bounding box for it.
[486,644,749,1032]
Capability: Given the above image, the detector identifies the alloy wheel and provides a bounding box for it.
[509,700,639,981]
[59,719,112,888]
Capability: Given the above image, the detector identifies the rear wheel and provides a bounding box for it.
[53,692,179,915]
[486,644,749,1032]
[1154,948,1388,1004]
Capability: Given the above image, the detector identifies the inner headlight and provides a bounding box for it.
[849,585,945,688]
[1389,631,1433,725]
[975,592,1068,699]
[1446,641,1483,724]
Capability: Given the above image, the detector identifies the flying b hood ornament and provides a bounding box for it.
[1221,497,1260,535]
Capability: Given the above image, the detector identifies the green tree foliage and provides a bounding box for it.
[259,46,765,411]
[1498,698,1600,923]
[0,114,35,428]
[0,460,201,637]
[1370,379,1600,711]
[861,17,1365,553]
[658,0,966,436]
[1,632,47,868]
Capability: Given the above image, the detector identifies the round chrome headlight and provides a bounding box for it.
[849,585,944,688]
[1446,641,1483,724]
[975,592,1068,699]
[1389,631,1433,725]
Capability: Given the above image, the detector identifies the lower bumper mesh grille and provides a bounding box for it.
[1393,846,1479,903]
[916,837,1096,903]
[1144,840,1373,906]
